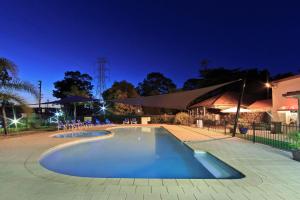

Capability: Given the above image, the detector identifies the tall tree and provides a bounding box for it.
[53,71,93,99]
[137,72,176,96]
[182,78,204,91]
[0,58,38,135]
[103,81,139,115]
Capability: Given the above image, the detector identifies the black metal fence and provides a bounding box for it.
[202,120,300,151]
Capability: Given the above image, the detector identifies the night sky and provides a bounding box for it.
[0,0,299,103]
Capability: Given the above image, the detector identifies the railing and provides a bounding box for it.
[202,121,300,151]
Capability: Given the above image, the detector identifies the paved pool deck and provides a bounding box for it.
[0,125,300,200]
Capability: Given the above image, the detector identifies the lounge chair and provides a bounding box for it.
[58,121,66,130]
[95,119,102,126]
[105,119,112,124]
[84,120,93,127]
[123,118,130,124]
[68,120,77,129]
[77,120,84,128]
[131,118,137,124]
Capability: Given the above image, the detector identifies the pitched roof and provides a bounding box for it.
[112,80,239,110]
[271,74,300,84]
[248,99,272,111]
[189,91,251,109]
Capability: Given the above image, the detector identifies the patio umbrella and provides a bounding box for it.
[221,107,251,113]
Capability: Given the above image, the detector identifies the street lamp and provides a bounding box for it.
[265,82,271,88]
[265,82,271,98]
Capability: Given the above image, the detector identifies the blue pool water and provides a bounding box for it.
[40,127,243,179]
[53,131,110,138]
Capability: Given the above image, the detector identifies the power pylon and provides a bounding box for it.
[96,57,108,102]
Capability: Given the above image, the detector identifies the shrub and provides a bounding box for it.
[174,112,191,125]
[149,115,175,124]
[289,131,300,149]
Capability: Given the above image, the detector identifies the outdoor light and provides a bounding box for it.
[8,116,23,128]
[54,110,63,117]
[50,110,64,124]
[265,82,271,88]
[100,105,106,112]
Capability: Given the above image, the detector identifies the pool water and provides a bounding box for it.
[40,127,243,179]
[53,131,110,138]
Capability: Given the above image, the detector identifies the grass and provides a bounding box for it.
[238,134,300,150]
[0,126,57,136]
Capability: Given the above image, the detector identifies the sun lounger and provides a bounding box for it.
[131,118,137,124]
[123,118,130,124]
[105,119,112,124]
[58,121,66,130]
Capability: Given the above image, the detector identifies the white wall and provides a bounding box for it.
[272,76,300,124]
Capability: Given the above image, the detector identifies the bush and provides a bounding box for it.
[289,131,300,149]
[174,112,191,125]
[149,115,175,124]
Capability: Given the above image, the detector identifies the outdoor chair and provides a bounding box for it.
[123,118,130,124]
[84,120,92,127]
[58,121,66,130]
[105,119,112,124]
[95,119,102,126]
[77,120,84,128]
[131,118,137,124]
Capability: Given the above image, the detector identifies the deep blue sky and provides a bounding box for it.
[1,0,299,103]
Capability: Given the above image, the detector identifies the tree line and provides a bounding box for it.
[52,63,296,115]
[0,56,297,134]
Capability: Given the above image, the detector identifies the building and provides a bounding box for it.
[271,75,300,125]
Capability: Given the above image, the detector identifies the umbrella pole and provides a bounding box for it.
[233,79,246,137]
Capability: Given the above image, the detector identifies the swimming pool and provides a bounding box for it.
[53,130,110,138]
[40,127,243,179]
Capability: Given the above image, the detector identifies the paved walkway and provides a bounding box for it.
[0,125,300,200]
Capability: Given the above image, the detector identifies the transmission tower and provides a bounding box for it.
[96,57,108,102]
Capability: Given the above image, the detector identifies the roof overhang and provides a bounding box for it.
[112,80,240,110]
[283,91,300,99]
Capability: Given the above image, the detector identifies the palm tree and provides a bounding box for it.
[0,58,39,135]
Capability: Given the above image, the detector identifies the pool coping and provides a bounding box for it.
[3,124,300,200]
[24,125,261,186]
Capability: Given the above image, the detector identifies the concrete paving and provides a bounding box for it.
[0,125,300,200]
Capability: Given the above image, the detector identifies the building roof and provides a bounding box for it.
[271,74,300,84]
[248,99,272,112]
[188,91,251,109]
[112,80,239,110]
[43,96,98,104]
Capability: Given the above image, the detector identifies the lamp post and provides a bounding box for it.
[265,82,271,99]
[233,79,246,137]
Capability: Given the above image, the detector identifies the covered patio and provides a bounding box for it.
[283,91,300,125]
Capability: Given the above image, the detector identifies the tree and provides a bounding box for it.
[182,78,204,91]
[0,58,38,135]
[53,71,93,99]
[103,81,139,115]
[136,72,176,96]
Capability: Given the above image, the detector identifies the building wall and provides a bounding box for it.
[272,76,300,124]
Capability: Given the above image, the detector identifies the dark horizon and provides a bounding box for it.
[1,0,300,102]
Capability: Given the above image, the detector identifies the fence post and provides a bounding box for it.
[252,122,256,143]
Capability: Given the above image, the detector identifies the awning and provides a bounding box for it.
[279,91,299,110]
[112,80,239,110]
[283,91,300,98]
[221,107,251,113]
